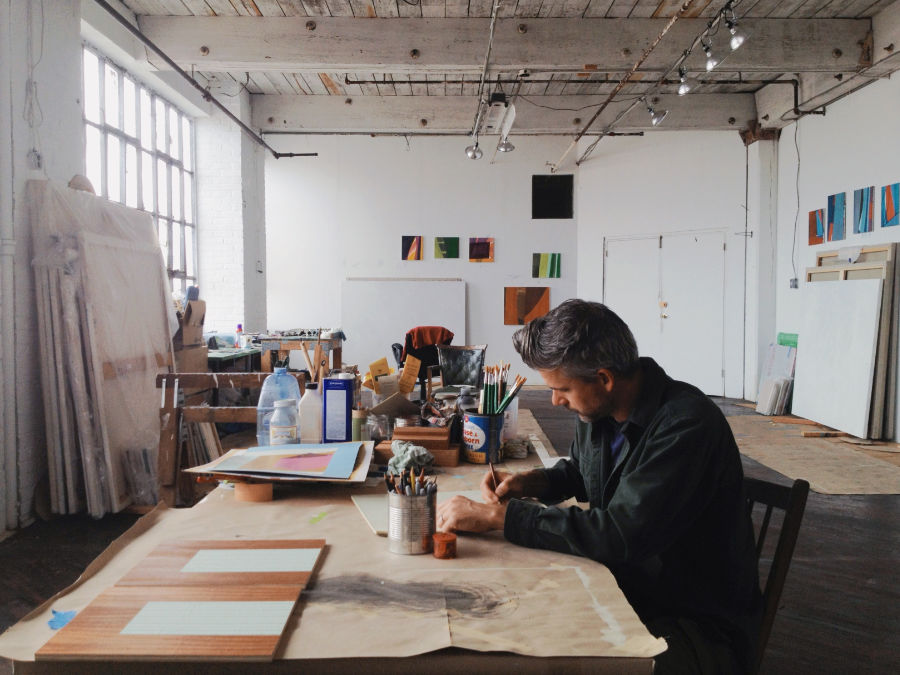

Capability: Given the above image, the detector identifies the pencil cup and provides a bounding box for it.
[388,491,436,555]
[463,413,504,464]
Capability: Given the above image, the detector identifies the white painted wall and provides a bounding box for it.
[265,135,578,380]
[2,0,85,527]
[575,131,749,398]
[775,74,900,437]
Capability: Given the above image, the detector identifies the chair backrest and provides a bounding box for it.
[437,345,487,388]
[401,327,454,393]
[743,476,810,675]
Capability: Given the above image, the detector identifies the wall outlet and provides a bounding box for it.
[789,278,799,289]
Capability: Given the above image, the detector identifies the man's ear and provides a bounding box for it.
[596,369,615,391]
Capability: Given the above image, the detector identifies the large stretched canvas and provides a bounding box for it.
[853,186,874,234]
[827,192,846,241]
[792,278,882,439]
[504,287,550,325]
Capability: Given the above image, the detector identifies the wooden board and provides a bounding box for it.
[35,584,303,662]
[117,539,325,587]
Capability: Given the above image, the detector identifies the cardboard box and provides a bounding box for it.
[173,300,206,349]
[174,344,208,373]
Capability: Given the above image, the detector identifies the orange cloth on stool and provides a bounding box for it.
[402,326,454,360]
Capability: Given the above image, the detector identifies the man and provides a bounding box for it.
[437,299,762,674]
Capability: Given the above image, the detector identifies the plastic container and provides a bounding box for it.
[299,383,323,444]
[501,396,519,441]
[269,398,299,445]
[256,367,302,447]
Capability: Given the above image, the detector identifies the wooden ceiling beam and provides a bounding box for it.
[138,17,871,74]
[250,92,756,133]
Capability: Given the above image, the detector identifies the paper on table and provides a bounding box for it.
[214,442,360,479]
[398,355,421,394]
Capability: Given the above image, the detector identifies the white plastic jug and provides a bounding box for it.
[256,367,301,446]
[299,382,323,444]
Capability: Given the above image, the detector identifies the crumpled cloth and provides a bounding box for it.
[387,440,434,474]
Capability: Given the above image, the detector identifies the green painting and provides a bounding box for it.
[434,237,460,259]
[532,253,561,278]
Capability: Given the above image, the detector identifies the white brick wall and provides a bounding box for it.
[196,89,266,334]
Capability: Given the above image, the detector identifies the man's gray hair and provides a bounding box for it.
[512,299,639,379]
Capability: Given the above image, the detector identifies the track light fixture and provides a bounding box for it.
[725,14,747,51]
[677,68,697,96]
[702,39,718,71]
[497,138,515,153]
[465,139,483,159]
[646,102,668,127]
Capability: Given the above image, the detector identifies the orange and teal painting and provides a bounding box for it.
[402,235,422,260]
[853,186,874,234]
[882,183,899,227]
[808,209,824,245]
[827,192,846,241]
[504,286,550,325]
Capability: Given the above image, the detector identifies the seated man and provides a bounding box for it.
[437,299,761,674]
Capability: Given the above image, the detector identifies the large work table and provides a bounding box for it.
[0,447,664,673]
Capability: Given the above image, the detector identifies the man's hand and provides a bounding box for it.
[437,495,507,533]
[481,468,549,504]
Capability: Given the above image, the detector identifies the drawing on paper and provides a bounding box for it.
[402,235,422,260]
[504,287,550,325]
[808,209,825,245]
[434,237,460,259]
[469,237,495,262]
[882,183,899,227]
[532,253,561,278]
[853,187,874,234]
[827,193,846,241]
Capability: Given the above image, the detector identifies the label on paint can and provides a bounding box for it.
[463,413,504,464]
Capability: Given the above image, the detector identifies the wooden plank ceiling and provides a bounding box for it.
[120,0,900,136]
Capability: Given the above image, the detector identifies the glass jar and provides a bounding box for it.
[366,413,391,443]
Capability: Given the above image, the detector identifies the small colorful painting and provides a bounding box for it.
[434,237,459,259]
[882,183,899,228]
[827,192,846,241]
[853,186,874,234]
[532,253,561,278]
[469,237,495,262]
[808,209,825,246]
[504,287,550,325]
[401,235,422,261]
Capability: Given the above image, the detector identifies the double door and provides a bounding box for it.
[603,231,726,396]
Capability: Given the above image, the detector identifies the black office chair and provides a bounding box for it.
[425,344,487,398]
[391,326,454,398]
[744,476,810,675]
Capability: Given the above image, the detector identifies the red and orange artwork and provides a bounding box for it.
[469,237,495,262]
[504,287,550,325]
[808,209,824,245]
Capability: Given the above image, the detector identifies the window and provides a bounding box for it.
[82,45,197,294]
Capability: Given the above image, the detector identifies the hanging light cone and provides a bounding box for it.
[497,139,515,152]
[650,107,669,126]
[703,42,718,71]
[465,142,483,159]
[729,25,747,50]
[677,69,696,96]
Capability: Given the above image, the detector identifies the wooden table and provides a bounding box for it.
[0,451,663,673]
[259,338,342,373]
[206,347,261,372]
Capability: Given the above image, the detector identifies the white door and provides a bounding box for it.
[603,237,662,358]
[603,231,726,396]
[659,232,725,394]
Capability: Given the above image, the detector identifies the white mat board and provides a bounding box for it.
[793,278,882,438]
[341,278,466,371]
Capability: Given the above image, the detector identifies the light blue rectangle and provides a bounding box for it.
[120,601,295,636]
[181,548,320,573]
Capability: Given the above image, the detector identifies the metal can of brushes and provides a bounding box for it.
[388,491,436,555]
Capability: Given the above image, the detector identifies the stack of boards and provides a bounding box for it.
[36,539,325,662]
[793,244,900,439]
[29,180,174,517]
[756,344,796,416]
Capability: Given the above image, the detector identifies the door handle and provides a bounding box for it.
[660,313,669,319]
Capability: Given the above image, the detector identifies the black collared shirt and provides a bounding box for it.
[504,357,761,669]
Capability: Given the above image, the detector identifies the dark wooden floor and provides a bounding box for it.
[2,392,898,674]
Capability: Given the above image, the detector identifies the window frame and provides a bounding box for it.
[81,43,198,294]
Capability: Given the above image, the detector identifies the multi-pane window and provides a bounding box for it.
[82,45,197,294]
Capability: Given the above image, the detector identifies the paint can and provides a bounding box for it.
[388,491,436,555]
[463,412,504,464]
[432,532,457,559]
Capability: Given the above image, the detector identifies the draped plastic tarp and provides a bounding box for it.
[29,180,176,517]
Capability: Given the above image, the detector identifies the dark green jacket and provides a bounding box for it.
[505,358,761,669]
